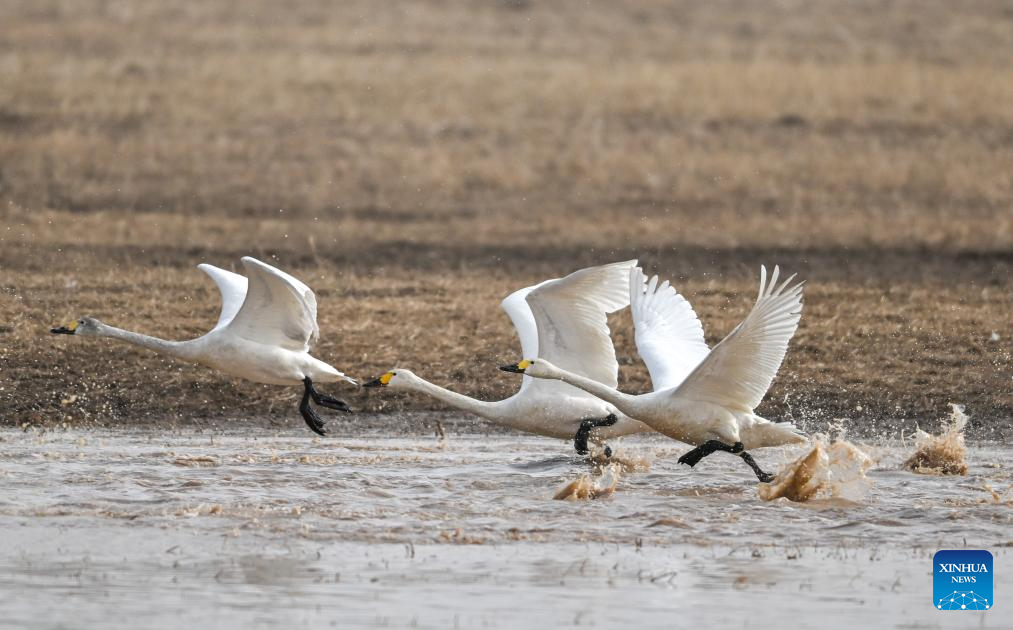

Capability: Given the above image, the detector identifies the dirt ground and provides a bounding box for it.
[0,1,1010,437]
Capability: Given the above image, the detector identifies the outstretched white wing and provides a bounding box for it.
[500,281,549,392]
[197,263,248,331]
[671,266,804,412]
[223,257,320,352]
[526,259,637,390]
[630,267,710,391]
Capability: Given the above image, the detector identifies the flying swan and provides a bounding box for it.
[363,260,652,454]
[50,256,356,436]
[501,265,808,481]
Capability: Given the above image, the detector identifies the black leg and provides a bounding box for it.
[678,440,744,468]
[574,420,594,455]
[304,377,353,413]
[573,414,618,455]
[740,451,775,483]
[299,382,328,436]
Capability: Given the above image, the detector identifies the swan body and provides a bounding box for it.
[365,261,653,450]
[51,256,355,435]
[505,265,808,480]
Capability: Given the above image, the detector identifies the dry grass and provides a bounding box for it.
[0,0,1010,435]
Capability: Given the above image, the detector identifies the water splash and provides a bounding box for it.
[903,404,969,476]
[588,445,652,473]
[553,463,622,500]
[758,433,873,503]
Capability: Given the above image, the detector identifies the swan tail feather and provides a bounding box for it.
[739,414,808,449]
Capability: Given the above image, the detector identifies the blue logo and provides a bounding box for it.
[934,550,993,611]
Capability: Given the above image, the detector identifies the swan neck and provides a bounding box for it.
[99,325,200,362]
[549,369,634,411]
[406,376,500,419]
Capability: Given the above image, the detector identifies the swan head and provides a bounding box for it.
[362,369,414,389]
[499,359,555,379]
[50,316,102,337]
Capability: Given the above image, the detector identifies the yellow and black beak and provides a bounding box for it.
[499,360,531,374]
[50,320,79,335]
[362,372,394,388]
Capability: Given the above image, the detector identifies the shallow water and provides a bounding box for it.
[0,426,1009,629]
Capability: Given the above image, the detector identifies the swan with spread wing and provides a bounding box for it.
[363,260,653,454]
[50,257,355,435]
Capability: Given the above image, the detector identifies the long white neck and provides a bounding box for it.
[98,324,202,363]
[402,374,505,420]
[540,366,641,416]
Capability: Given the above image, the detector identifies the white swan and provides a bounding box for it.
[363,260,652,454]
[501,265,808,481]
[50,256,356,435]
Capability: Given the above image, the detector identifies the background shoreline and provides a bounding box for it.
[2,0,1010,429]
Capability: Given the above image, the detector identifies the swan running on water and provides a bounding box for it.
[502,265,808,481]
[363,260,654,454]
[51,256,356,436]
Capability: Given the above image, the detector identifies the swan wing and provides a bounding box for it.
[224,257,320,352]
[500,282,549,392]
[671,266,804,412]
[630,266,710,391]
[526,259,637,390]
[197,263,248,331]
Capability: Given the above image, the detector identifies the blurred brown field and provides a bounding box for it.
[0,0,1010,435]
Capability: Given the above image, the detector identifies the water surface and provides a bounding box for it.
[0,427,1009,628]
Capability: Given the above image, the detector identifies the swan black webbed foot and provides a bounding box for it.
[573,413,618,456]
[299,377,353,436]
